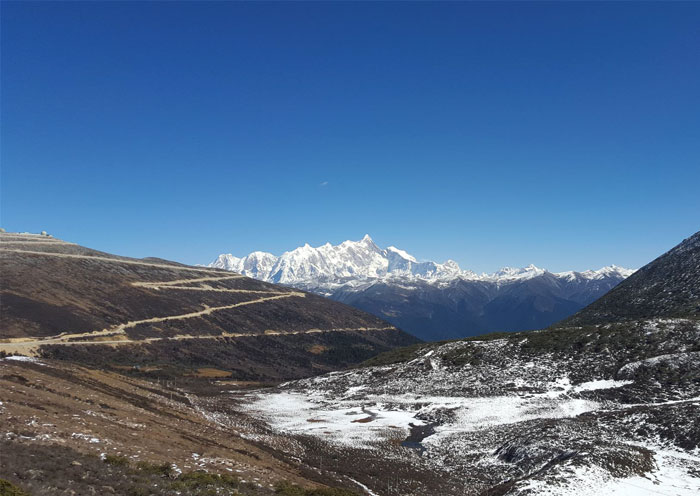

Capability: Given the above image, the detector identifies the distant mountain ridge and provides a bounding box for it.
[210,236,634,340]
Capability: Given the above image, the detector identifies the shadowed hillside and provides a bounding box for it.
[562,230,700,326]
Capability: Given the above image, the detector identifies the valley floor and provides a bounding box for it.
[2,318,699,495]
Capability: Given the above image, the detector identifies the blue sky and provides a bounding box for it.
[2,1,699,273]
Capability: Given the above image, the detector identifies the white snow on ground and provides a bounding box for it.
[71,433,100,444]
[243,392,422,448]
[242,377,633,448]
[514,445,700,495]
[2,355,45,365]
[618,351,700,377]
[347,477,381,496]
[571,379,633,392]
[434,396,601,434]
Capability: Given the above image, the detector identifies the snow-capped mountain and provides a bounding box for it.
[210,235,633,288]
[211,234,466,286]
[209,236,634,341]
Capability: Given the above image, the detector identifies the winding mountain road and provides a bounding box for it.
[0,243,396,356]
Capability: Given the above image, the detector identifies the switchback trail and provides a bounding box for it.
[0,326,398,354]
[1,245,397,357]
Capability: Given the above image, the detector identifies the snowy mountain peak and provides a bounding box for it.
[209,237,633,288]
[386,246,417,263]
[557,265,636,282]
[491,264,545,280]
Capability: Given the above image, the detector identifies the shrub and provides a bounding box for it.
[0,479,31,496]
[104,454,130,466]
[128,487,152,496]
[275,481,359,496]
[170,471,240,492]
[135,461,174,477]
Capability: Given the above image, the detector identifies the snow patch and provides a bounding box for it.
[2,355,45,365]
[515,445,700,495]
[242,392,422,448]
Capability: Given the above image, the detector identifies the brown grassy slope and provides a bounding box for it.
[0,357,359,495]
[0,234,393,338]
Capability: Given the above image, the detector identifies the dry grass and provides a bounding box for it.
[192,367,232,378]
[351,416,374,423]
[214,380,269,387]
[308,345,329,355]
[0,359,311,490]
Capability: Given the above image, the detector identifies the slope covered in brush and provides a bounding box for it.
[562,230,700,326]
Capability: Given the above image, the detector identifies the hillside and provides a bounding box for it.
[0,356,367,495]
[0,232,417,381]
[210,235,632,340]
[563,230,700,326]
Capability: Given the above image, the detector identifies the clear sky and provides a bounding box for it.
[2,1,699,273]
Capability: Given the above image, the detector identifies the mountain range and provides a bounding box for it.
[210,235,634,340]
[232,230,700,495]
